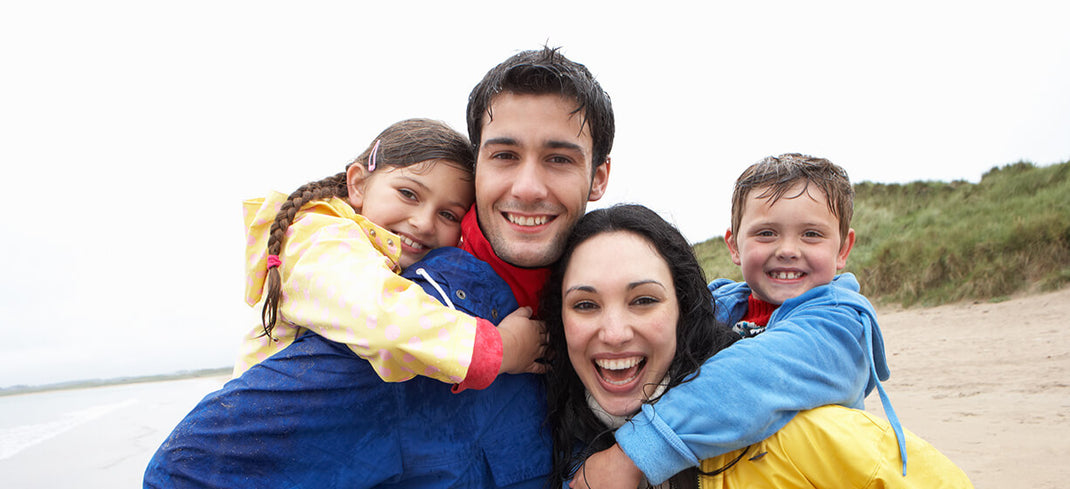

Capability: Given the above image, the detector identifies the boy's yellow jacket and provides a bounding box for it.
[688,405,972,488]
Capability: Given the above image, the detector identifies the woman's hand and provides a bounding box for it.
[570,443,642,489]
[497,307,548,375]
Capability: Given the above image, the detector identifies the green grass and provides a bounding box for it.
[692,160,1070,307]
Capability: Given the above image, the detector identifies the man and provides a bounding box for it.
[144,46,614,488]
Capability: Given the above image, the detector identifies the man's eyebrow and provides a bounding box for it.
[546,140,585,154]
[482,137,518,148]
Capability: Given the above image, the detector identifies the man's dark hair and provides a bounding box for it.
[466,46,615,170]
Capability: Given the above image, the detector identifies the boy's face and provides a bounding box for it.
[724,182,855,305]
[474,92,610,268]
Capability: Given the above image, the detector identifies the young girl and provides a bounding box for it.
[236,118,543,391]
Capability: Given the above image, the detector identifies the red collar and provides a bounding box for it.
[459,206,551,311]
[742,294,778,327]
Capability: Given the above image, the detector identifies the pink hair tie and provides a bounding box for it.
[367,139,381,171]
[266,255,282,269]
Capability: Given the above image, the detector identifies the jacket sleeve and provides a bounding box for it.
[274,215,485,385]
[614,290,871,484]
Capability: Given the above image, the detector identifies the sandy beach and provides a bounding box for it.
[863,286,1070,488]
[2,287,1067,488]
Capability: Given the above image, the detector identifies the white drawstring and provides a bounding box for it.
[415,268,455,310]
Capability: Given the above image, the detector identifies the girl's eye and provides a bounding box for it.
[439,210,460,223]
[398,189,417,201]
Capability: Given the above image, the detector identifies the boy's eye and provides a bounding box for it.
[756,230,775,237]
[803,230,823,238]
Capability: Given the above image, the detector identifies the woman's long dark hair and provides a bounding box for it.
[541,204,740,486]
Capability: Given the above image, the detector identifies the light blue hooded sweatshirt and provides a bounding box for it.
[613,273,906,484]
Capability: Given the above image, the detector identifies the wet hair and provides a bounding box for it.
[540,204,739,486]
[730,153,855,242]
[466,45,615,172]
[260,118,473,339]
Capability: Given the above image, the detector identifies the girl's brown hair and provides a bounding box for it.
[260,118,474,339]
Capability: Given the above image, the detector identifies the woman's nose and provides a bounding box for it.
[598,307,634,346]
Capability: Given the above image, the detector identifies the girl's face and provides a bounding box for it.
[349,160,474,269]
[562,231,678,417]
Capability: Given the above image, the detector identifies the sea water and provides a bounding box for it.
[0,376,226,488]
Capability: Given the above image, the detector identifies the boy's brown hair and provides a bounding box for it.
[730,153,854,242]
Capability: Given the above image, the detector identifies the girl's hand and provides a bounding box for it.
[497,307,548,375]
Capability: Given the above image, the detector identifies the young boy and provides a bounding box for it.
[582,154,906,487]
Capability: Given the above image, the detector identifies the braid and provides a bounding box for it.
[260,172,348,339]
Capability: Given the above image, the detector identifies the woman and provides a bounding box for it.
[542,204,972,488]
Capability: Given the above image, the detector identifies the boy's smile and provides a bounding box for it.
[725,182,855,305]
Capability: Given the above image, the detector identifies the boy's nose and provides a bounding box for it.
[776,238,799,259]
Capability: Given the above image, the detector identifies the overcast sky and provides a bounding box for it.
[2,1,1068,387]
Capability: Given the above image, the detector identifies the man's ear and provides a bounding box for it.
[836,228,857,270]
[345,164,370,211]
[587,157,611,202]
[724,228,742,266]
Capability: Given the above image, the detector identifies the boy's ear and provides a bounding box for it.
[836,228,857,270]
[724,228,742,266]
[345,164,370,211]
[587,157,611,202]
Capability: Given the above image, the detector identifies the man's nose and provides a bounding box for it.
[509,159,549,202]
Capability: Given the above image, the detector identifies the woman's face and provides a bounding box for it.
[562,231,678,417]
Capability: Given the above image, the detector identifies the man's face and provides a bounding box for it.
[475,92,609,268]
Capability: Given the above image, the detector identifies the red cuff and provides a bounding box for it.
[451,318,502,393]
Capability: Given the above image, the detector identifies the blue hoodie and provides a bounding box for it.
[613,273,905,484]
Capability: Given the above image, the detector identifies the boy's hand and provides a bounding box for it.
[569,443,642,489]
[497,307,548,375]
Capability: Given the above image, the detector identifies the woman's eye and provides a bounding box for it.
[632,296,660,306]
[571,300,599,311]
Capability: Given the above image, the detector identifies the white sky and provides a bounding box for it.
[2,1,1068,387]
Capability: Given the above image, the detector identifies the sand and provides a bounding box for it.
[2,288,1066,487]
[863,286,1070,488]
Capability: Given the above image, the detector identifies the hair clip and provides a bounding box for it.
[368,139,381,171]
[266,254,282,270]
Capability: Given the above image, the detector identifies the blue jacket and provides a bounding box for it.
[614,273,905,484]
[144,247,551,488]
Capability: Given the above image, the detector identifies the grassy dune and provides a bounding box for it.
[694,160,1070,307]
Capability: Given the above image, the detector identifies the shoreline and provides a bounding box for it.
[0,367,231,398]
